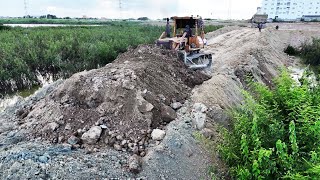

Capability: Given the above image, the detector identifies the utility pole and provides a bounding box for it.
[24,0,29,17]
[228,0,232,20]
[119,0,123,19]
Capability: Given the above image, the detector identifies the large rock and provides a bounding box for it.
[151,129,166,141]
[81,126,102,144]
[160,104,177,122]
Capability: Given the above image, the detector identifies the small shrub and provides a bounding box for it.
[300,38,320,66]
[0,24,11,31]
[284,45,299,55]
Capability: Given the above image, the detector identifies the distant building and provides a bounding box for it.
[260,0,320,21]
[302,15,320,21]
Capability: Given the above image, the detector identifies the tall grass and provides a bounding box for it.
[0,24,163,92]
[0,23,223,93]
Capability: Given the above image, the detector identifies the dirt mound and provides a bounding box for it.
[17,45,209,154]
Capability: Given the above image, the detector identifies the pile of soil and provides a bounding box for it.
[17,45,209,154]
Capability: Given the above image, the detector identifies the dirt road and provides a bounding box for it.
[1,24,320,179]
[193,24,320,109]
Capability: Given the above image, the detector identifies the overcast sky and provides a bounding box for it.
[0,0,262,19]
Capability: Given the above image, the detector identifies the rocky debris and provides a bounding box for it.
[0,142,133,179]
[21,45,209,150]
[151,129,166,141]
[170,102,183,110]
[128,154,141,173]
[81,126,102,145]
[140,103,213,179]
[160,104,177,122]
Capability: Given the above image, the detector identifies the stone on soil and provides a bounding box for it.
[160,104,177,122]
[170,102,183,110]
[151,129,166,141]
[68,135,80,145]
[81,126,102,144]
[45,122,59,131]
[138,100,154,113]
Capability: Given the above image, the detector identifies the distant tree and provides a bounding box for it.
[47,14,57,19]
[137,17,149,21]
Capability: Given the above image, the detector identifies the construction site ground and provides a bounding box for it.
[1,23,320,179]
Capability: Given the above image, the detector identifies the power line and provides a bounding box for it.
[119,0,123,19]
[119,0,122,10]
[228,0,232,19]
[24,0,29,16]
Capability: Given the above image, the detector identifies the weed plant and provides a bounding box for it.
[220,70,320,179]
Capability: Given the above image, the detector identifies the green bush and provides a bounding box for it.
[300,38,320,66]
[284,45,299,56]
[220,70,320,179]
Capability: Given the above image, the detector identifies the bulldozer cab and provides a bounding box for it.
[172,16,203,38]
[172,16,205,51]
[156,16,212,70]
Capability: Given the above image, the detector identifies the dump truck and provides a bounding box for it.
[157,16,212,69]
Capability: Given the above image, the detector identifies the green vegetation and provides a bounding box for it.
[204,25,224,33]
[0,18,132,25]
[0,23,223,93]
[220,70,320,179]
[0,23,163,93]
[284,45,299,56]
[300,38,320,66]
[284,38,320,66]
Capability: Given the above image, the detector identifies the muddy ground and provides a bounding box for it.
[1,23,320,179]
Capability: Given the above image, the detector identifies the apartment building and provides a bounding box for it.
[260,0,320,20]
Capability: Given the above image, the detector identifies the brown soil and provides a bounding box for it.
[18,45,209,151]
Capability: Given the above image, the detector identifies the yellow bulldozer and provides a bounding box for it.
[157,16,212,69]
